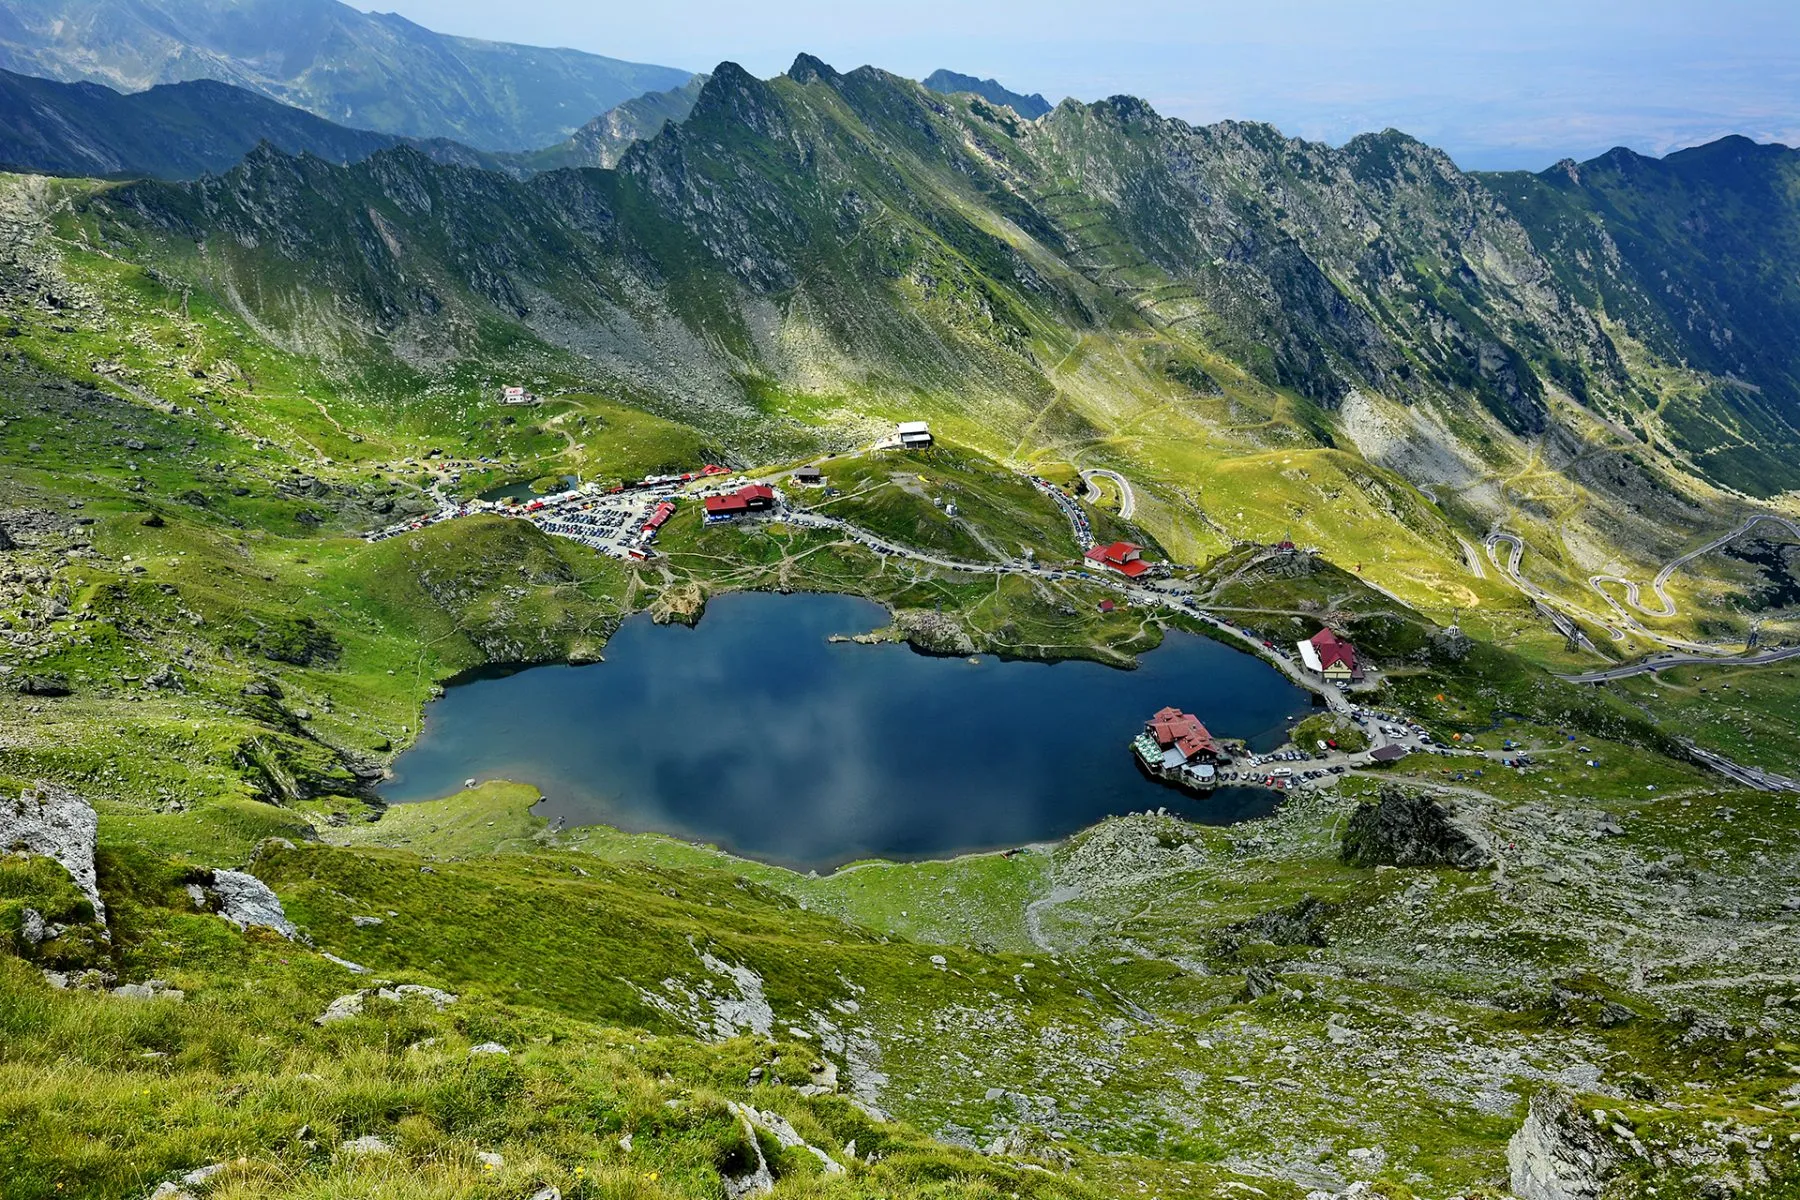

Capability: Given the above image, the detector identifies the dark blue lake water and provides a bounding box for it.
[478,475,579,503]
[381,591,1314,871]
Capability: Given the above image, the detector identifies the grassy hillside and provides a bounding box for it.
[2,51,1800,1200]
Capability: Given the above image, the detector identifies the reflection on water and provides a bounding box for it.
[478,475,579,503]
[382,591,1315,871]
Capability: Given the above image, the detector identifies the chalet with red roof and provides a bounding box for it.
[1133,705,1222,787]
[1085,541,1150,578]
[1149,706,1217,762]
[702,483,778,523]
[1297,628,1361,682]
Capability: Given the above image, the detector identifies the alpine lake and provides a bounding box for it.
[381,591,1317,871]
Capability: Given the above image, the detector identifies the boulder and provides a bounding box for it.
[1341,786,1492,869]
[1,781,104,923]
[112,979,184,1001]
[742,1104,841,1174]
[1507,1087,1617,1200]
[0,523,13,550]
[340,1135,391,1156]
[16,673,72,697]
[200,869,296,938]
[315,983,458,1026]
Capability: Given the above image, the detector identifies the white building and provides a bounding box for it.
[501,386,539,406]
[897,420,933,448]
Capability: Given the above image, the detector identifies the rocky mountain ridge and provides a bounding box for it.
[0,0,693,150]
[922,68,1053,119]
[81,54,1800,512]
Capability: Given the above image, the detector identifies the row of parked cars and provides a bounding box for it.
[1217,765,1348,787]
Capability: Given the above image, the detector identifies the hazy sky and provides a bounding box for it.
[357,0,1800,169]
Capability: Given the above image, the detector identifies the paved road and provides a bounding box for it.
[1591,513,1800,621]
[1457,536,1486,580]
[1562,643,1800,683]
[1081,469,1137,520]
[1679,740,1800,794]
[1485,524,1772,655]
[782,506,1389,736]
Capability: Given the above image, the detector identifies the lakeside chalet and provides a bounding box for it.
[1133,706,1223,789]
[1297,629,1361,683]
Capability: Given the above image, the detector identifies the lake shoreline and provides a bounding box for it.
[378,591,1315,871]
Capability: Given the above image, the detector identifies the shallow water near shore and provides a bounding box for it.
[381,591,1315,871]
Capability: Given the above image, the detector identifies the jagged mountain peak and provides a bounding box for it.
[921,68,1052,119]
[787,52,840,85]
[688,59,786,130]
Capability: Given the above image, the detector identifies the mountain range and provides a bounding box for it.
[4,30,1800,1200]
[79,54,1800,516]
[0,0,693,149]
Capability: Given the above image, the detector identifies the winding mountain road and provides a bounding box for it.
[1081,469,1137,520]
[1588,514,1800,621]
[1488,514,1800,660]
[1561,644,1800,683]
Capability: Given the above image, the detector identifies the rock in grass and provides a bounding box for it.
[340,1135,392,1156]
[111,979,184,1001]
[179,1163,229,1187]
[1340,786,1492,870]
[469,1041,509,1057]
[315,983,458,1025]
[0,781,104,923]
[16,672,72,697]
[1508,1086,1618,1200]
[198,869,297,938]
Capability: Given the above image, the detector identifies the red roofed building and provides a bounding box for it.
[1085,541,1151,577]
[703,493,750,520]
[1147,706,1218,763]
[1297,628,1361,682]
[703,484,779,522]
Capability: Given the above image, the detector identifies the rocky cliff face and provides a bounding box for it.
[525,75,709,172]
[1485,138,1800,494]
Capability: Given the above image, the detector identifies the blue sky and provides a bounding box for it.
[359,0,1800,169]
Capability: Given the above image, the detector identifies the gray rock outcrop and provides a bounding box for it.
[1340,786,1492,869]
[724,1102,843,1196]
[1507,1087,1617,1200]
[195,869,295,938]
[113,979,184,1001]
[315,983,458,1025]
[1,781,104,922]
[16,672,72,696]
